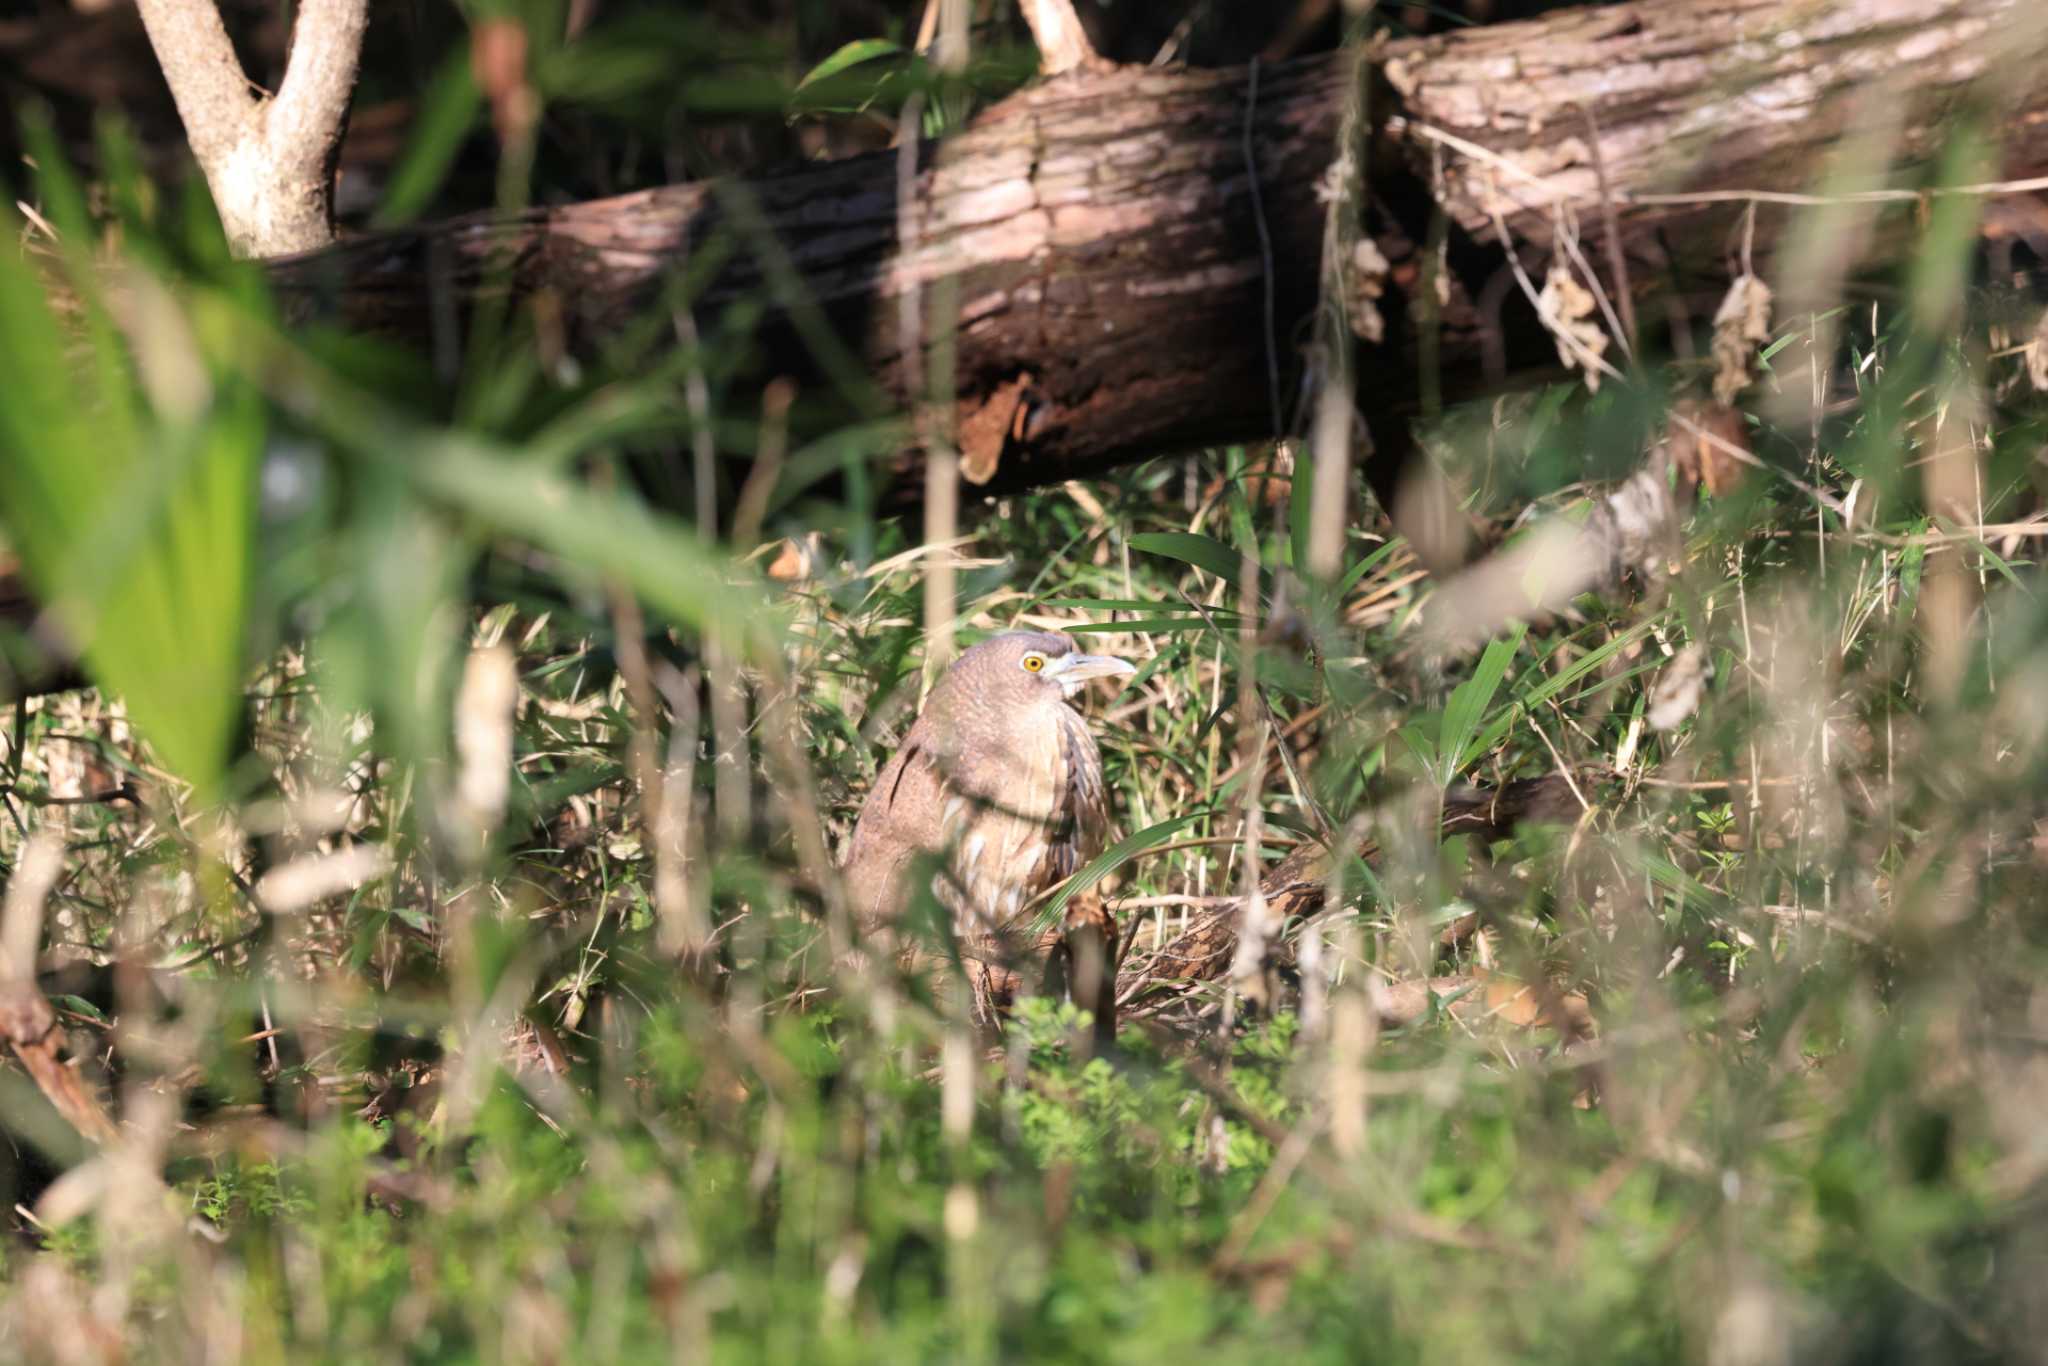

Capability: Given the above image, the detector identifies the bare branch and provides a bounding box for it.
[271,0,370,177]
[134,0,367,256]
[131,0,257,173]
[1018,0,1100,75]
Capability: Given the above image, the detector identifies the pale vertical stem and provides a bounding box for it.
[1304,35,1371,581]
[925,13,984,1353]
[0,829,60,984]
[942,1025,975,1152]
[672,304,750,850]
[941,1020,985,1350]
[663,307,717,958]
[610,583,667,872]
[1326,918,1371,1160]
[707,654,750,848]
[1306,384,1351,579]
[452,640,517,866]
[923,451,960,670]
[1918,390,1980,708]
[651,663,708,956]
[1225,548,1271,1019]
[897,90,961,672]
[934,0,970,74]
[1301,817,1365,1042]
[673,306,718,541]
[1317,815,1370,1155]
[1297,912,1326,1037]
[731,379,795,551]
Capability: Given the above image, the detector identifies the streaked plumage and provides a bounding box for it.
[841,631,1133,1014]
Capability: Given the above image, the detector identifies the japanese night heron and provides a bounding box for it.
[841,630,1135,1027]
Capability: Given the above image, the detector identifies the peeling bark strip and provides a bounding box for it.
[269,0,2048,497]
[136,0,367,258]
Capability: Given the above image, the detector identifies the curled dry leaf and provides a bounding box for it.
[1348,237,1389,344]
[1537,264,1609,392]
[958,371,1035,484]
[1711,274,1774,404]
[1313,152,1356,208]
[763,533,822,583]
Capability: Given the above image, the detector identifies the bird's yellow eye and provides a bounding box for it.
[1021,653,1046,673]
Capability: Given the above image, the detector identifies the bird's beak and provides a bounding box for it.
[1047,652,1138,695]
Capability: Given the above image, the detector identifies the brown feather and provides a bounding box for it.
[840,631,1125,1014]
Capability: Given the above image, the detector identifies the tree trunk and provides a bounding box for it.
[268,0,2048,499]
[135,0,366,258]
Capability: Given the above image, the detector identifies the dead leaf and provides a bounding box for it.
[764,534,819,583]
[1710,274,1773,403]
[1349,237,1389,344]
[1537,264,1610,391]
[958,372,1034,485]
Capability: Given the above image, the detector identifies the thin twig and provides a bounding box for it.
[1244,57,1282,438]
[1576,100,1638,351]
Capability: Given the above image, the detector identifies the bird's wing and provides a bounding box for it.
[841,730,951,925]
[1052,704,1112,880]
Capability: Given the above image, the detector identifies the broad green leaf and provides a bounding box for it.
[1288,447,1314,571]
[1438,624,1525,780]
[1033,810,1215,931]
[1516,620,1656,713]
[1064,617,1221,635]
[1396,721,1438,772]
[1127,531,1252,585]
[1638,851,1726,912]
[1337,538,1401,596]
[795,38,903,91]
[0,202,258,802]
[1041,598,1221,615]
[252,326,776,652]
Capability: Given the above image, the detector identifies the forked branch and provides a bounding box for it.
[134,0,368,257]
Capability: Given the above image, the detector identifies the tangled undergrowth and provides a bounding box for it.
[2,49,2048,1357]
[7,321,2048,1360]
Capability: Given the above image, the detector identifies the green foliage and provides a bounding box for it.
[0,128,261,802]
[3,17,2048,1366]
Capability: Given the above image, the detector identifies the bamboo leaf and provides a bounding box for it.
[1128,531,1252,586]
[1438,624,1525,781]
[795,38,903,91]
[1033,810,1215,931]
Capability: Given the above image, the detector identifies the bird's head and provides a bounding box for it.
[941,631,1137,709]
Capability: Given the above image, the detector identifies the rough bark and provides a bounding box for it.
[264,0,2048,501]
[135,0,367,257]
[11,0,2043,696]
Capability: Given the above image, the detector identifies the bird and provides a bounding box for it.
[840,630,1135,1026]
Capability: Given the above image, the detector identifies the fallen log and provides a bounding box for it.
[263,0,2048,506]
